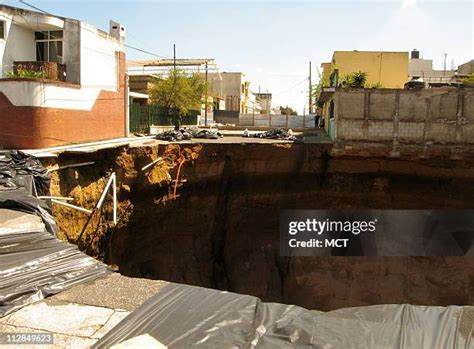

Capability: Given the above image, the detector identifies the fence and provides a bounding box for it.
[129,103,199,133]
[333,87,474,145]
[239,114,316,128]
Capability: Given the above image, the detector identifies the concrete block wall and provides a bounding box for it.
[334,88,474,147]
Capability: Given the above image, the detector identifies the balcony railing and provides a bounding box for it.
[13,61,66,82]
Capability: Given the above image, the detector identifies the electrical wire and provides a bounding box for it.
[272,77,308,96]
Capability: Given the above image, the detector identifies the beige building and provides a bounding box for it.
[254,93,272,115]
[408,50,456,86]
[211,72,258,114]
[457,59,474,77]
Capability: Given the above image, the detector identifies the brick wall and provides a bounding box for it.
[0,52,126,149]
[334,88,474,148]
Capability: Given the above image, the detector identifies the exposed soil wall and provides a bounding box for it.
[48,142,474,311]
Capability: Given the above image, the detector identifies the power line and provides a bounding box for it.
[15,0,171,59]
[18,0,50,15]
[124,43,169,59]
[272,78,308,96]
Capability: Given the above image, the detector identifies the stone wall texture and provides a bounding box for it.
[335,88,474,146]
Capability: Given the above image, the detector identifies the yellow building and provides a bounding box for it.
[318,51,408,138]
[321,51,409,88]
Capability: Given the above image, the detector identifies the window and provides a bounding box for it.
[0,21,5,40]
[35,30,63,63]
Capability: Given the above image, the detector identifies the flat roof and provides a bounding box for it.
[127,59,215,67]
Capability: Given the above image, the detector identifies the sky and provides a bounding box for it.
[3,0,473,113]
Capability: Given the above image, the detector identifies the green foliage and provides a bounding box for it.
[280,105,297,115]
[313,77,330,99]
[149,69,206,117]
[7,69,50,79]
[339,74,353,87]
[340,70,368,88]
[462,73,474,85]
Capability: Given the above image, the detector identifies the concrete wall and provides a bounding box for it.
[239,114,316,128]
[80,22,122,91]
[334,88,474,147]
[0,12,36,77]
[458,60,474,76]
[63,19,81,84]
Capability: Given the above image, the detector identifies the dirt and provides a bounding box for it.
[48,142,474,311]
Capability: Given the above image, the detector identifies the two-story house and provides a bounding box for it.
[0,5,127,149]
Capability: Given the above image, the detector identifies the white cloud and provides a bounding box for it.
[401,0,416,9]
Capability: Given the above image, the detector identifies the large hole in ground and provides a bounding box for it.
[48,143,474,311]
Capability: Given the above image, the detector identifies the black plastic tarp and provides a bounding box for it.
[0,151,110,316]
[0,150,50,196]
[0,209,111,317]
[0,150,56,235]
[0,188,57,236]
[95,283,473,349]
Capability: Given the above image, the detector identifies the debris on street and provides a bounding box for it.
[245,128,297,141]
[155,128,223,142]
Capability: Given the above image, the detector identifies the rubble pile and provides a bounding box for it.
[156,128,223,142]
[245,128,297,141]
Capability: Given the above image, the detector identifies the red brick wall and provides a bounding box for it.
[0,52,127,149]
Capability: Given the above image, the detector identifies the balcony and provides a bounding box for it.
[12,61,66,82]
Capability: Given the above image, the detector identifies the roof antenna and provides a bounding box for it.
[18,0,52,15]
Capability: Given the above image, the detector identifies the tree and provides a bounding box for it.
[149,69,206,128]
[280,105,297,116]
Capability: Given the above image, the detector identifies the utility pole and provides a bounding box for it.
[443,53,447,73]
[309,61,312,115]
[173,44,178,130]
[205,61,208,126]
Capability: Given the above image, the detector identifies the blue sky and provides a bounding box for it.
[4,0,473,112]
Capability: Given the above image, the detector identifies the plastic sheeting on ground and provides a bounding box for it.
[95,283,473,349]
[0,188,57,236]
[0,150,110,316]
[0,150,56,235]
[0,150,50,196]
[0,209,111,317]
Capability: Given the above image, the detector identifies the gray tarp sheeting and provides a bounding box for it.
[0,209,111,317]
[95,283,473,349]
[0,150,110,316]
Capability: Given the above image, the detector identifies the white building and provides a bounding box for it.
[0,5,128,149]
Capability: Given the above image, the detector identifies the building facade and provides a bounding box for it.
[457,60,474,77]
[318,50,409,135]
[408,50,456,87]
[218,72,259,114]
[321,51,409,89]
[254,93,272,115]
[0,5,127,149]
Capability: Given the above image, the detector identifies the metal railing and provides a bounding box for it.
[13,61,67,82]
[129,103,199,133]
